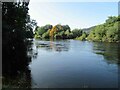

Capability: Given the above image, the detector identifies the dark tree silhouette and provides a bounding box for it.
[2,1,36,88]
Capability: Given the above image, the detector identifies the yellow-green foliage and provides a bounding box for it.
[76,33,87,41]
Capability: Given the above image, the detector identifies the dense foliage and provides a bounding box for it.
[74,16,120,42]
[87,16,120,42]
[2,1,36,88]
[35,16,120,42]
[76,32,88,41]
[34,24,84,39]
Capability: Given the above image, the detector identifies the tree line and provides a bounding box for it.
[34,24,84,39]
[87,16,120,42]
[34,16,120,42]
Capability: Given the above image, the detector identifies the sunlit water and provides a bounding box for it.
[29,39,119,88]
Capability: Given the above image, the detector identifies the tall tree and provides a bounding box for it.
[2,1,35,88]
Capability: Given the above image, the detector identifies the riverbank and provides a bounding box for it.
[75,37,120,43]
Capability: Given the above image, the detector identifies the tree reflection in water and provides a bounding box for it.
[93,42,120,88]
[93,42,120,65]
[35,40,70,52]
[2,39,34,89]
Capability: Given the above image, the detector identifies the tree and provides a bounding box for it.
[76,32,87,41]
[34,24,72,39]
[65,30,71,39]
[42,30,50,39]
[87,16,120,42]
[49,25,58,39]
[72,29,83,38]
[2,1,34,87]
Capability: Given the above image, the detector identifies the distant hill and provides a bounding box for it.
[81,26,96,33]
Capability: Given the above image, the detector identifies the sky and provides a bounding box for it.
[28,1,118,29]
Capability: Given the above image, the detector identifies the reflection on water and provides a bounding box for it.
[35,40,70,52]
[93,42,120,65]
[2,39,120,88]
[30,40,119,88]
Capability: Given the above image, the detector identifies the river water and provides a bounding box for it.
[29,39,120,88]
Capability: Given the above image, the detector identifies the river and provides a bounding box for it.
[28,39,120,88]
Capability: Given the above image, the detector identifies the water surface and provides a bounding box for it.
[29,40,119,88]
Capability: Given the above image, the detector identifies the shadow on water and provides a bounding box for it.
[2,38,35,89]
[92,42,120,65]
